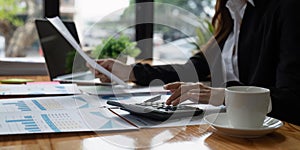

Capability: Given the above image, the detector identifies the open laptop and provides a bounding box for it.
[35,19,101,85]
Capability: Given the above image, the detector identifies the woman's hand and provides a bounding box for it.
[87,59,136,82]
[164,82,212,106]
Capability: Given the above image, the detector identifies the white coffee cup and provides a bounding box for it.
[225,86,272,129]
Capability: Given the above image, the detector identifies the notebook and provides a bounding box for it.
[35,19,101,85]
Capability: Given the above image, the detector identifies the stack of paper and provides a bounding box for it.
[79,85,170,96]
[0,93,225,135]
[0,95,137,135]
[0,84,81,96]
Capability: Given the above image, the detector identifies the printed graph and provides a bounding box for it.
[5,115,41,132]
[2,101,31,112]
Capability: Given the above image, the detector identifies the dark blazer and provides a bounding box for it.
[133,0,300,125]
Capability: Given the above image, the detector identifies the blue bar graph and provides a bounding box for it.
[41,114,60,132]
[24,116,32,119]
[55,86,67,93]
[5,115,41,132]
[32,100,46,111]
[2,101,31,111]
[22,121,36,125]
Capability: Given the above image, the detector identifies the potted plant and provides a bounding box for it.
[92,34,141,64]
[191,19,214,52]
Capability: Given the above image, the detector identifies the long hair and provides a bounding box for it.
[198,0,233,84]
[212,0,233,44]
[203,0,233,50]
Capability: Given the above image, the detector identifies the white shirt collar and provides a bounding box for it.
[248,0,255,6]
[222,0,255,82]
[226,0,255,18]
[226,0,255,9]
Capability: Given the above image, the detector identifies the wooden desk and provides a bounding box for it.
[0,76,300,150]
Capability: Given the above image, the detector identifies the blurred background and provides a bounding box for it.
[0,0,215,67]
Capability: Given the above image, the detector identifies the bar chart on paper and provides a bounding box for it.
[2,101,32,112]
[1,111,90,134]
[0,95,138,135]
[5,115,42,132]
[0,95,100,113]
[0,84,81,96]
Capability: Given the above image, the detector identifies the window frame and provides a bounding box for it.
[44,0,60,18]
[135,0,154,59]
[44,0,154,59]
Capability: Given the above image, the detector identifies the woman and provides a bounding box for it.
[91,0,300,125]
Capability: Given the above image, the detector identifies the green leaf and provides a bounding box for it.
[194,19,214,49]
[0,0,25,26]
[92,34,141,59]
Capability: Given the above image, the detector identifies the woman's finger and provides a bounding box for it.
[99,60,113,70]
[168,92,192,106]
[98,74,111,82]
[94,70,100,75]
[96,59,106,64]
[163,82,184,90]
[166,84,201,105]
[165,85,185,105]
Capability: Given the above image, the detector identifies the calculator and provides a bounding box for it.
[107,101,203,121]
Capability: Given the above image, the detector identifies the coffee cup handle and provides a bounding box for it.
[268,98,272,113]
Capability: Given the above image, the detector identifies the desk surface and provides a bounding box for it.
[0,76,300,150]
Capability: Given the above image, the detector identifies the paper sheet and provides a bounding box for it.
[0,94,164,112]
[0,94,226,135]
[47,17,129,88]
[0,109,137,135]
[79,85,170,96]
[0,95,137,135]
[0,84,81,96]
[0,95,101,112]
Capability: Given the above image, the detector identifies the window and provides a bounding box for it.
[0,0,214,64]
[57,0,214,65]
[70,0,131,50]
[0,0,43,58]
[152,0,215,64]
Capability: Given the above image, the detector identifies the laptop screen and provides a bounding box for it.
[35,19,88,80]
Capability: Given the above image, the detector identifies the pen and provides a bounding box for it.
[100,95,130,100]
[143,94,161,103]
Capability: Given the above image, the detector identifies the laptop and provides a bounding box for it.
[35,19,101,85]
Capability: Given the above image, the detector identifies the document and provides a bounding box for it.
[0,95,101,112]
[0,94,225,135]
[47,17,129,88]
[79,85,170,96]
[0,95,137,135]
[0,84,81,96]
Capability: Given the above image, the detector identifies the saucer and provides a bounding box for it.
[204,113,283,138]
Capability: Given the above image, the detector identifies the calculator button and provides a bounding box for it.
[139,103,146,106]
[157,106,164,109]
[153,102,161,105]
[157,103,164,107]
[165,105,172,110]
[152,104,158,107]
[171,106,177,111]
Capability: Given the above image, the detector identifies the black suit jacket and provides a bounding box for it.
[133,0,300,125]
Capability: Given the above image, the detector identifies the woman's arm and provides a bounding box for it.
[133,51,211,86]
[267,0,300,125]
